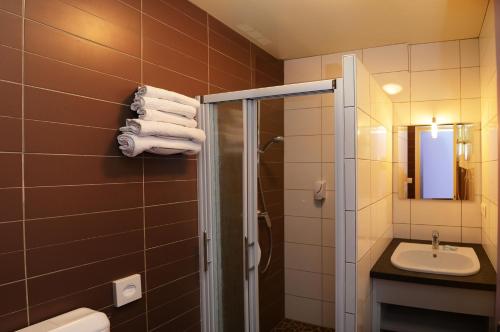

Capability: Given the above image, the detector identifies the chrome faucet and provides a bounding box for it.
[432,230,440,250]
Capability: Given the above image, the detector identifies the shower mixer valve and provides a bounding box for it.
[314,180,327,201]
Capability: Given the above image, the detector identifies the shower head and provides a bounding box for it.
[259,136,284,153]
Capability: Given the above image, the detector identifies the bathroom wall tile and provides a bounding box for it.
[146,238,198,270]
[25,155,142,187]
[462,198,482,227]
[461,98,481,123]
[322,219,335,247]
[373,70,410,103]
[25,183,143,219]
[0,45,21,83]
[322,50,362,79]
[0,117,22,152]
[362,44,409,73]
[411,69,460,101]
[0,281,26,317]
[284,95,322,110]
[285,269,322,299]
[371,196,392,241]
[393,194,410,223]
[0,188,22,222]
[322,107,335,134]
[393,102,411,126]
[0,0,22,15]
[322,162,335,190]
[285,190,321,218]
[356,252,371,332]
[145,180,197,206]
[410,225,461,242]
[284,163,321,190]
[27,230,144,276]
[285,216,321,245]
[0,310,28,332]
[322,247,335,275]
[285,108,322,136]
[284,135,321,162]
[0,10,22,49]
[285,243,322,273]
[393,223,410,238]
[145,201,198,228]
[357,160,371,210]
[284,56,321,83]
[209,31,249,67]
[411,41,460,71]
[357,109,371,160]
[0,251,23,285]
[357,206,371,261]
[285,294,322,326]
[356,60,371,114]
[0,81,21,118]
[370,161,392,203]
[410,99,461,125]
[322,274,335,302]
[0,153,21,188]
[0,222,23,254]
[411,199,461,227]
[461,67,481,99]
[322,191,335,219]
[322,301,335,328]
[462,227,481,244]
[322,135,335,163]
[343,55,356,107]
[146,220,198,249]
[460,39,480,67]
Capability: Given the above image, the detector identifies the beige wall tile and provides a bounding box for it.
[410,99,461,125]
[393,102,411,126]
[322,301,335,328]
[393,223,410,238]
[373,71,410,103]
[321,107,335,134]
[362,44,409,73]
[356,59,371,113]
[285,162,321,190]
[285,243,322,272]
[462,198,482,227]
[285,269,322,299]
[461,98,481,123]
[285,189,322,218]
[411,41,460,71]
[322,219,335,247]
[357,206,371,261]
[322,162,335,189]
[462,227,481,243]
[460,39,480,67]
[285,56,321,83]
[411,69,460,101]
[461,67,481,99]
[322,274,335,302]
[322,50,362,79]
[393,194,410,223]
[285,95,322,110]
[357,109,371,160]
[285,294,322,325]
[285,108,322,136]
[410,224,461,242]
[356,252,372,332]
[285,216,322,245]
[357,159,371,209]
[322,190,335,219]
[322,135,335,162]
[322,247,335,275]
[285,135,321,162]
[411,200,461,226]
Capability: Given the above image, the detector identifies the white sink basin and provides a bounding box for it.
[391,242,480,276]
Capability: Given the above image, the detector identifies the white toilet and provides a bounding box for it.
[16,308,110,332]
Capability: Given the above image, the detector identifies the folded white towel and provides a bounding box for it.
[121,119,206,143]
[136,85,200,108]
[136,108,197,128]
[117,133,201,157]
[131,96,197,119]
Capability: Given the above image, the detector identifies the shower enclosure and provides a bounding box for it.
[197,80,344,331]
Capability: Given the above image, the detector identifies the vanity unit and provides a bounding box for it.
[371,239,496,332]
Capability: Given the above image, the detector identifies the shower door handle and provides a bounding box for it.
[244,236,249,280]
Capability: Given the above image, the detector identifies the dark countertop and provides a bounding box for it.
[370,238,496,291]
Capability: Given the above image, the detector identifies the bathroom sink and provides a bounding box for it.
[391,242,480,276]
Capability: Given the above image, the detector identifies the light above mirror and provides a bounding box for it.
[382,83,403,95]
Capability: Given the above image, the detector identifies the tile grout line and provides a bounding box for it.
[20,0,30,325]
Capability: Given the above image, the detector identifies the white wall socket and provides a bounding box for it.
[113,274,142,307]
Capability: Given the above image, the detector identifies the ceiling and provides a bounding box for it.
[190,0,489,60]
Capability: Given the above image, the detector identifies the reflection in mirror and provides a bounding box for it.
[396,123,476,200]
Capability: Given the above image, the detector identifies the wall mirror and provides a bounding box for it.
[395,123,476,200]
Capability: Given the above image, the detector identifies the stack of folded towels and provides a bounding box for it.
[117,85,206,157]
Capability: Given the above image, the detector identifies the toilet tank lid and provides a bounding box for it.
[17,308,110,332]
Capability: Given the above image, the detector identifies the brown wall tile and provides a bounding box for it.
[0,189,22,222]
[25,183,143,219]
[24,87,131,129]
[0,117,22,152]
[0,222,23,253]
[0,153,22,188]
[0,0,22,15]
[113,314,147,332]
[26,0,141,56]
[144,180,197,206]
[25,20,141,82]
[147,255,199,290]
[147,273,199,310]
[145,201,198,228]
[26,208,143,249]
[0,45,21,83]
[25,154,142,186]
[25,53,137,104]
[210,49,252,82]
[0,81,21,118]
[0,251,25,284]
[146,220,198,248]
[0,309,28,332]
[146,238,198,269]
[144,158,196,182]
[148,289,200,329]
[25,120,121,156]
[0,281,26,316]
[0,10,22,49]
